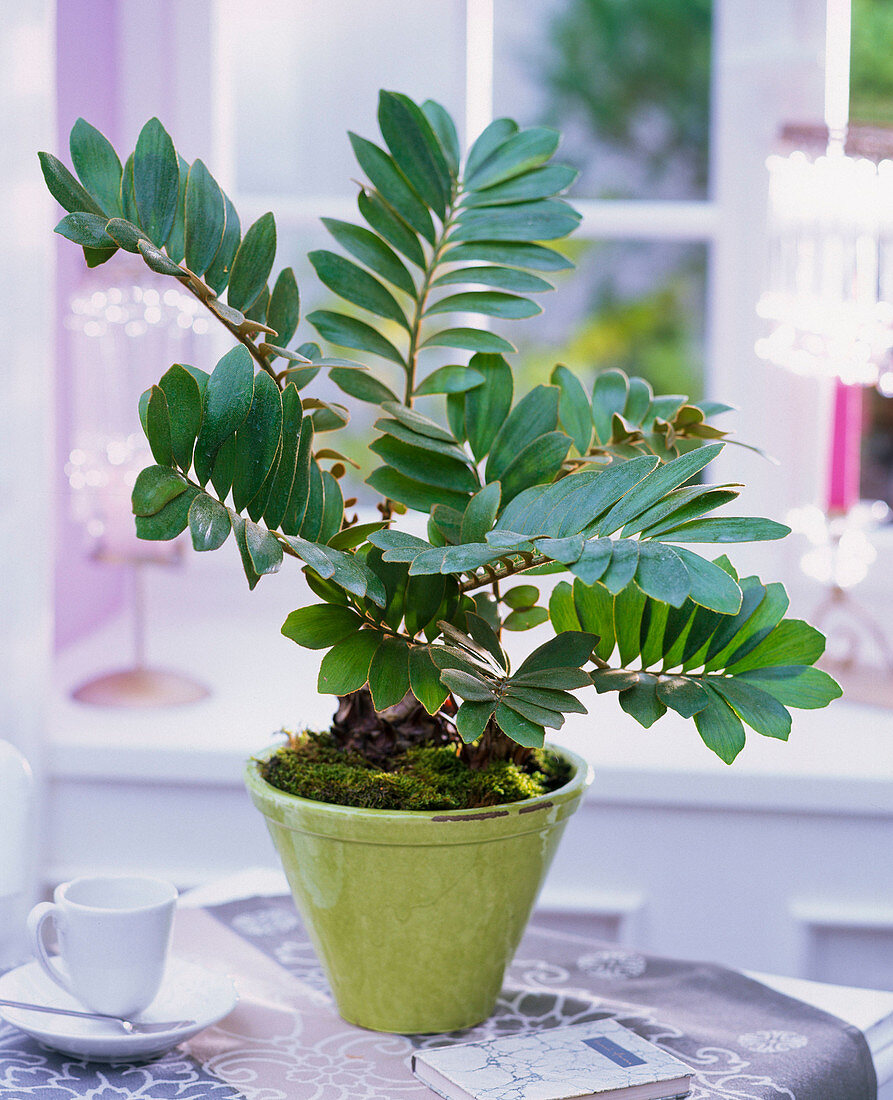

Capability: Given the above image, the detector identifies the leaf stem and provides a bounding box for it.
[403,217,455,406]
[177,270,280,384]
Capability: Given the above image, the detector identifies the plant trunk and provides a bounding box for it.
[329,687,456,768]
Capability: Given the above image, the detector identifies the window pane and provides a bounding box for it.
[218,0,466,197]
[493,0,712,201]
[850,0,893,510]
[506,239,707,401]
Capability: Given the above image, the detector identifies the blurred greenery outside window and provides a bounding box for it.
[218,0,712,490]
[851,0,893,509]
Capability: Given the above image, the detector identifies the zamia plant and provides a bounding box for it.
[42,91,840,771]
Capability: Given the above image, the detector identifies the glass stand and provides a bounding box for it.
[71,560,210,708]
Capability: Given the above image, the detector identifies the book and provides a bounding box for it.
[411,1018,693,1100]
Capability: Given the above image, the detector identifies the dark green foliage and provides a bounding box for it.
[43,93,838,769]
[555,561,841,763]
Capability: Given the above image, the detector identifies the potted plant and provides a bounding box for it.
[41,91,840,1034]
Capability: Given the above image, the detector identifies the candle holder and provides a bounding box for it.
[65,263,211,708]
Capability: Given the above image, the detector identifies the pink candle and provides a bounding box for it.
[826,379,863,514]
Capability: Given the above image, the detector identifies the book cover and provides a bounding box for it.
[411,1018,693,1100]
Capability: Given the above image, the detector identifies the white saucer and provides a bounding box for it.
[0,956,238,1062]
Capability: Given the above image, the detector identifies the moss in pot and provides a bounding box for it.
[41,91,841,1031]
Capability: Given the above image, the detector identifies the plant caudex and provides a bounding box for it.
[42,91,841,770]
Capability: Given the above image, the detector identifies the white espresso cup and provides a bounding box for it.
[27,875,177,1017]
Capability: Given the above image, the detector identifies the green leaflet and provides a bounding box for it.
[421,98,460,175]
[193,347,255,486]
[266,268,301,347]
[493,703,545,748]
[425,291,540,320]
[232,369,283,512]
[166,155,189,265]
[133,118,179,247]
[369,435,479,493]
[69,118,122,217]
[242,519,283,579]
[368,637,412,710]
[634,542,690,607]
[461,483,502,543]
[551,364,592,454]
[145,386,173,467]
[516,631,597,675]
[227,212,276,312]
[281,604,363,649]
[503,607,549,631]
[442,240,573,272]
[726,619,825,674]
[280,416,315,536]
[693,685,747,764]
[299,460,325,542]
[420,328,516,356]
[409,646,450,714]
[655,517,790,544]
[592,370,629,444]
[308,310,405,366]
[655,675,709,718]
[379,402,457,442]
[134,484,199,541]
[184,158,225,276]
[462,354,513,462]
[158,364,202,471]
[367,465,472,515]
[465,126,561,190]
[349,132,436,243]
[463,164,578,206]
[330,368,400,406]
[430,266,553,293]
[318,630,381,695]
[601,540,639,594]
[309,249,409,329]
[704,676,792,740]
[321,217,416,296]
[55,212,115,249]
[187,493,231,552]
[39,150,105,216]
[414,365,485,396]
[595,443,724,536]
[498,432,571,504]
[131,465,187,517]
[137,238,183,277]
[456,700,497,743]
[735,665,842,709]
[357,189,426,268]
[671,547,742,615]
[452,200,581,243]
[318,472,344,545]
[204,194,241,294]
[378,90,450,219]
[485,385,560,481]
[465,118,519,179]
[618,674,667,728]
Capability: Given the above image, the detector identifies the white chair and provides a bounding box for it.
[0,740,33,969]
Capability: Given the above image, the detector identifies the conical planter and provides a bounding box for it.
[245,745,592,1034]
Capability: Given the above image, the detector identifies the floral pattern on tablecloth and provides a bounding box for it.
[0,895,877,1100]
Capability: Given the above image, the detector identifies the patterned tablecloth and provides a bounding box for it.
[0,891,877,1100]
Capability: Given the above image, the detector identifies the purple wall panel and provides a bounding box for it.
[55,0,126,649]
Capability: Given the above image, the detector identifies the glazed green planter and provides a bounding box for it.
[245,745,592,1034]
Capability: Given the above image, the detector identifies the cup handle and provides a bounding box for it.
[26,902,75,998]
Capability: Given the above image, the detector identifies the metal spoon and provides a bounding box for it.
[0,998,196,1034]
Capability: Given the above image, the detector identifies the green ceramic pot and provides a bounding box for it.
[245,745,592,1034]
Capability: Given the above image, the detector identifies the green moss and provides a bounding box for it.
[259,732,572,811]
